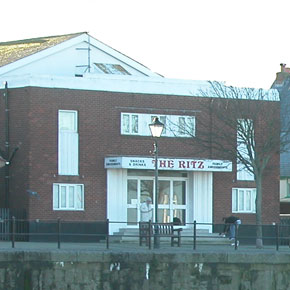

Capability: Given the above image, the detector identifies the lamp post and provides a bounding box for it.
[149,117,164,249]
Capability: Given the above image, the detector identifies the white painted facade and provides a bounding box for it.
[107,168,213,234]
[106,156,227,234]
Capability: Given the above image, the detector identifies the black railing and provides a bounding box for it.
[2,218,290,251]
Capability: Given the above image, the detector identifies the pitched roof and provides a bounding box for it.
[0,32,85,67]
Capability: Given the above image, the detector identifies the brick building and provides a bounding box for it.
[0,33,280,235]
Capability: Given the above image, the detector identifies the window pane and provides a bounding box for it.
[59,111,77,132]
[173,209,186,225]
[75,185,83,209]
[158,209,170,223]
[140,180,153,203]
[132,115,138,133]
[238,190,244,211]
[187,117,195,136]
[127,180,137,204]
[179,117,186,135]
[173,181,186,205]
[60,186,66,208]
[122,114,129,133]
[159,181,170,205]
[160,116,166,134]
[53,184,59,209]
[232,189,237,212]
[69,186,74,208]
[127,208,137,225]
[245,190,251,211]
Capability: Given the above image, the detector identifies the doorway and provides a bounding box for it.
[127,176,187,225]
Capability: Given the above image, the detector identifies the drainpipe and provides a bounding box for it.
[4,81,10,208]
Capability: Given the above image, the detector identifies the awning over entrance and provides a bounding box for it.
[105,156,232,172]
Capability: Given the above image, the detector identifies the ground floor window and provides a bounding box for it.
[232,188,256,213]
[53,183,84,210]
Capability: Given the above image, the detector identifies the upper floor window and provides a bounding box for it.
[58,110,79,176]
[236,119,255,181]
[121,113,195,137]
[59,110,78,132]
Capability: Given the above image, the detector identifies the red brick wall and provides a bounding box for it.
[0,87,280,224]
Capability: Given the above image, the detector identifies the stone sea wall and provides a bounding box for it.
[0,250,290,289]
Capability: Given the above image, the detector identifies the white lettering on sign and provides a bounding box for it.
[105,156,232,172]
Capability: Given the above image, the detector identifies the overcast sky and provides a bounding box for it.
[1,0,289,89]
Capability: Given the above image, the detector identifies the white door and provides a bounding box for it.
[127,178,153,225]
[157,179,186,224]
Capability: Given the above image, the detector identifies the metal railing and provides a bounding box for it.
[2,218,290,251]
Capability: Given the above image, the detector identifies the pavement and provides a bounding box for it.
[0,240,289,254]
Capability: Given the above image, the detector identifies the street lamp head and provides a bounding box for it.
[149,117,164,138]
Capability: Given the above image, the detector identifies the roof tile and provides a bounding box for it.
[0,32,85,67]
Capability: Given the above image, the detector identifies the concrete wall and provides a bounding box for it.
[1,250,290,290]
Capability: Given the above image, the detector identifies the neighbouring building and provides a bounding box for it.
[0,32,280,237]
[272,63,290,214]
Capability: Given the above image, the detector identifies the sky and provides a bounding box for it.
[1,0,289,89]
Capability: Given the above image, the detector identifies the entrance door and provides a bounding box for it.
[127,178,153,225]
[127,177,187,225]
[158,180,186,224]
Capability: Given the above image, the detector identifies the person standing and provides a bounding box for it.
[140,197,153,222]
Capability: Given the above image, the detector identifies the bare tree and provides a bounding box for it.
[173,81,282,248]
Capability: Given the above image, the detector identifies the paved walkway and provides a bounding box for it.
[0,240,289,254]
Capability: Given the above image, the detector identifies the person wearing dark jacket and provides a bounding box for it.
[221,216,241,242]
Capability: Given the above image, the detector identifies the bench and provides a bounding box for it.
[139,221,183,247]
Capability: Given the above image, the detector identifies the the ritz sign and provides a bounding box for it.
[156,159,205,169]
[105,157,232,172]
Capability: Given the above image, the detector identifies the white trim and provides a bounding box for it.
[232,187,256,213]
[53,183,84,211]
[88,36,160,77]
[0,74,279,100]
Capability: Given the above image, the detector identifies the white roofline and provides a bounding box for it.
[0,74,279,101]
[88,36,160,77]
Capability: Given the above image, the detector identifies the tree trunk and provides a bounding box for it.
[255,174,263,248]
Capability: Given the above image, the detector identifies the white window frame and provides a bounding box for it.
[59,110,78,133]
[121,113,195,137]
[232,188,256,213]
[58,110,79,176]
[236,119,255,181]
[53,183,84,211]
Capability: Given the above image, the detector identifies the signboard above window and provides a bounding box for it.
[105,156,232,172]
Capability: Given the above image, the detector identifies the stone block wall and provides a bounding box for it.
[0,250,290,289]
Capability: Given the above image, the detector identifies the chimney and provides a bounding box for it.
[271,64,290,88]
[280,63,290,73]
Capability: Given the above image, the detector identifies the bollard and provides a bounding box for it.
[193,220,196,250]
[106,219,109,249]
[275,223,279,251]
[57,218,61,249]
[11,216,15,248]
